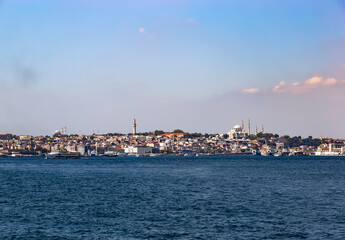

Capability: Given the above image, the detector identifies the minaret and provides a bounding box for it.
[241,120,244,130]
[133,118,137,136]
[248,119,251,136]
[255,126,258,135]
[262,125,264,133]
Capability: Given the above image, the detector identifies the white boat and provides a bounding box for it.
[46,151,81,159]
[117,152,127,157]
[149,153,160,157]
[102,151,118,157]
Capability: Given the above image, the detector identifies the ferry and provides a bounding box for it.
[102,151,118,157]
[46,151,81,159]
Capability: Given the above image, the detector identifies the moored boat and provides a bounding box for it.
[46,151,81,159]
[102,151,118,157]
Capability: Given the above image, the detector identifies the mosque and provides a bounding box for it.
[228,123,248,140]
[227,120,263,140]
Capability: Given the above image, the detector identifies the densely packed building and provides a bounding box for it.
[0,123,344,157]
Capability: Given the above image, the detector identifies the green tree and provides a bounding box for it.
[154,130,165,135]
[173,129,184,133]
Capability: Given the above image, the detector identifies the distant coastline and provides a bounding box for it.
[1,124,344,157]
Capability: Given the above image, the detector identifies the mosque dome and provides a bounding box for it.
[54,130,61,135]
[233,125,241,129]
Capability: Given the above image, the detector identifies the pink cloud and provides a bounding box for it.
[272,76,339,94]
[242,88,260,94]
[242,76,344,95]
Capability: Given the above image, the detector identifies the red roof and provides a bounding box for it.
[162,133,184,136]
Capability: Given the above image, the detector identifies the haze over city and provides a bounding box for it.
[1,0,345,137]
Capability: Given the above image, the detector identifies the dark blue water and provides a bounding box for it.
[1,156,345,239]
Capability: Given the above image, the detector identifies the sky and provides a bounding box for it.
[0,0,345,137]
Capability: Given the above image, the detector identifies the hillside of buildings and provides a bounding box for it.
[0,124,344,157]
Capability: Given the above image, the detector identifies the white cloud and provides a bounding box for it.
[242,76,344,95]
[138,27,145,33]
[242,88,260,94]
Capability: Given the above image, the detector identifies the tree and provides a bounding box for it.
[154,130,165,135]
[173,129,184,133]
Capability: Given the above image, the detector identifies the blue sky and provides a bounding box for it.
[1,0,345,137]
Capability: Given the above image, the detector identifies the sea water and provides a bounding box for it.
[1,156,345,239]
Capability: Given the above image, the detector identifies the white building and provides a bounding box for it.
[315,142,345,156]
[124,146,152,156]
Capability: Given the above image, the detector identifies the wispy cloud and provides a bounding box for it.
[242,76,345,95]
[138,27,145,33]
[242,88,260,94]
[138,27,155,39]
[272,76,339,94]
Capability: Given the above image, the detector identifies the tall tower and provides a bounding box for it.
[133,118,137,136]
[248,119,251,136]
[262,125,264,133]
[255,126,258,135]
[241,120,244,131]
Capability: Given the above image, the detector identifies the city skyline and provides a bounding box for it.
[1,0,345,137]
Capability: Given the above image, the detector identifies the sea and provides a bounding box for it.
[0,156,345,239]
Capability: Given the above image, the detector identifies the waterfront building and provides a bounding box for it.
[315,142,344,156]
[124,146,152,156]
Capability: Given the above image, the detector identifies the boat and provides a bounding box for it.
[10,153,22,157]
[117,152,128,157]
[46,151,81,159]
[127,154,140,157]
[90,150,98,157]
[102,151,118,157]
[149,153,160,157]
[252,150,261,156]
[274,152,282,157]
